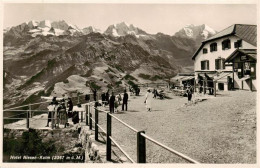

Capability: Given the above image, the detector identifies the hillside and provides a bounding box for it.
[3,20,216,108]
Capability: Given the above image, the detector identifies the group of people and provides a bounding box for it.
[101,89,129,113]
[129,86,140,96]
[46,97,78,128]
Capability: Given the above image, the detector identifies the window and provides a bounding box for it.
[201,60,209,70]
[234,62,243,78]
[234,40,242,48]
[203,48,208,54]
[234,62,256,79]
[210,43,217,52]
[215,58,225,70]
[222,39,231,50]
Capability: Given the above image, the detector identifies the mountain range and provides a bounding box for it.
[3,20,216,108]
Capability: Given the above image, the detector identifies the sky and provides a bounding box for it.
[3,3,257,35]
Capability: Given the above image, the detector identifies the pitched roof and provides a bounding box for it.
[225,49,257,62]
[205,24,235,42]
[192,24,257,60]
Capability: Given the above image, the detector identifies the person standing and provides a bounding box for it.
[187,85,193,103]
[122,90,128,111]
[58,102,68,128]
[46,97,58,127]
[109,92,115,113]
[46,102,55,127]
[144,89,153,112]
[101,92,106,106]
[106,89,110,105]
[93,89,97,101]
[117,94,122,105]
[67,97,73,118]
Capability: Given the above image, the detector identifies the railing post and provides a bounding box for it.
[137,131,146,163]
[81,111,83,122]
[214,81,216,97]
[26,110,30,129]
[29,104,32,118]
[106,112,112,161]
[85,104,89,125]
[51,111,54,129]
[89,104,92,130]
[95,104,99,141]
[203,80,205,94]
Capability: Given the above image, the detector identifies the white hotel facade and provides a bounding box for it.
[192,24,257,91]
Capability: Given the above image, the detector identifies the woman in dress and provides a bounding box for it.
[144,89,153,112]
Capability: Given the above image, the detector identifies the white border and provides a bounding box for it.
[0,0,258,168]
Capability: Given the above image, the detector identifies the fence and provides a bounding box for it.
[84,103,200,164]
[3,91,200,163]
[3,102,57,128]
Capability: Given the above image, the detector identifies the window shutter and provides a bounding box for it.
[215,59,218,70]
[222,58,225,69]
[234,42,238,48]
[228,40,231,49]
[215,44,217,51]
[222,42,225,50]
[239,40,242,47]
[201,61,204,70]
[207,60,209,70]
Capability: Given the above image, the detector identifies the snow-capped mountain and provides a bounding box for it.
[4,20,217,108]
[175,24,217,40]
[4,20,101,37]
[82,26,102,34]
[104,22,148,37]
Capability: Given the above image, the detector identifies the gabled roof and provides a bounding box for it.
[205,24,235,42]
[192,24,257,60]
[225,49,257,63]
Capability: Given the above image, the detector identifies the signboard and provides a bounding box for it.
[240,55,248,61]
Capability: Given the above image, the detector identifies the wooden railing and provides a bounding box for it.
[3,90,200,163]
[84,103,200,164]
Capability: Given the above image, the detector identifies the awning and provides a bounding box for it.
[239,76,251,81]
[171,76,194,82]
[214,72,232,82]
[181,76,194,81]
[171,76,184,82]
[205,73,215,80]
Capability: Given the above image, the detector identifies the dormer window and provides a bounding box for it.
[210,43,217,52]
[222,39,231,50]
[203,48,208,54]
[234,40,242,48]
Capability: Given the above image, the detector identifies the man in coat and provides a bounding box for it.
[122,90,128,111]
[109,92,115,113]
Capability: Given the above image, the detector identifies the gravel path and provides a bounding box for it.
[97,90,256,163]
[4,90,256,163]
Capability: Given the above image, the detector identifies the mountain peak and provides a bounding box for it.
[82,26,101,34]
[175,24,216,40]
[104,22,148,37]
